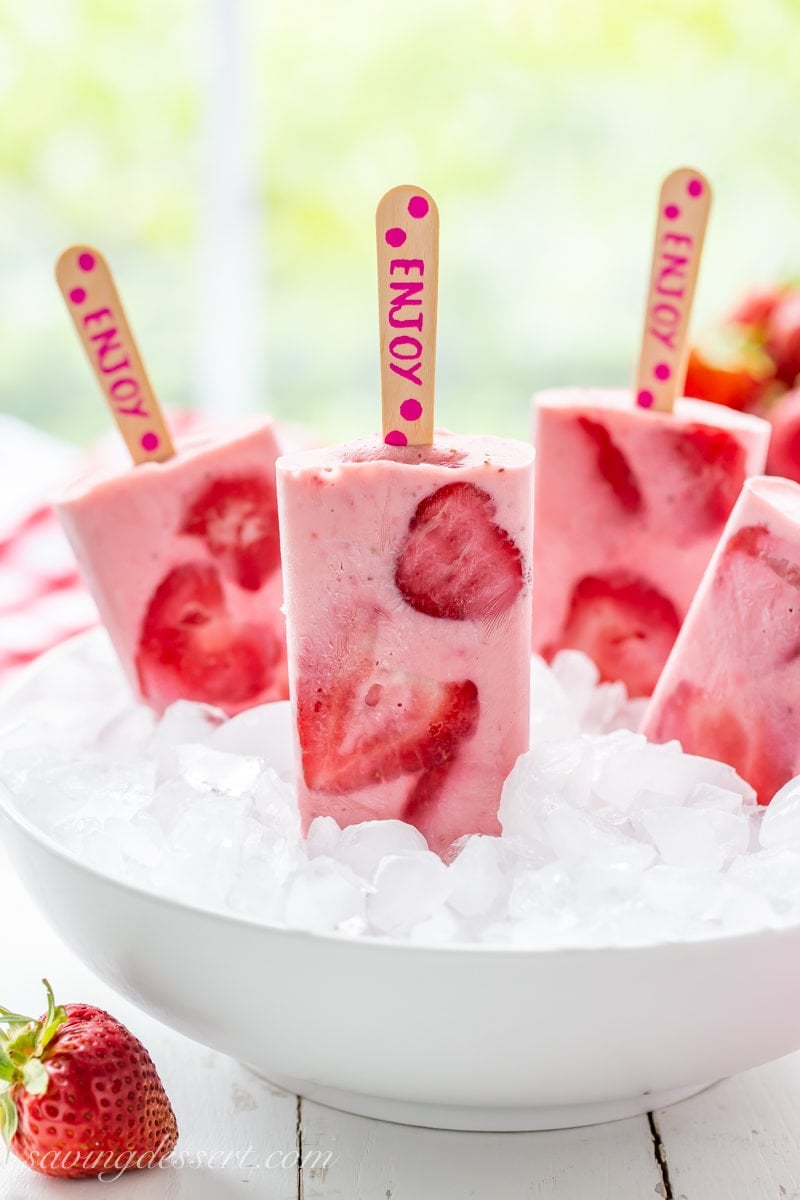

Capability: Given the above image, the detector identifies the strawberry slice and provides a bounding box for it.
[136,562,277,711]
[394,482,523,621]
[297,617,479,825]
[576,416,643,514]
[667,424,747,530]
[727,522,800,590]
[182,475,280,592]
[648,679,791,804]
[546,573,681,698]
[299,666,479,794]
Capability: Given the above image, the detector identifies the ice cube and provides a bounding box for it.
[499,739,594,842]
[509,860,576,920]
[306,815,342,859]
[592,737,677,812]
[581,680,630,735]
[543,805,648,864]
[529,656,579,742]
[209,702,294,779]
[687,782,751,815]
[550,650,599,724]
[729,848,800,907]
[408,905,466,944]
[447,835,507,917]
[367,852,451,935]
[96,706,157,754]
[336,820,428,882]
[657,752,755,806]
[251,768,301,838]
[106,812,165,869]
[283,858,367,932]
[639,806,749,871]
[760,778,800,849]
[173,744,263,798]
[18,758,154,833]
[157,699,226,748]
[641,865,741,921]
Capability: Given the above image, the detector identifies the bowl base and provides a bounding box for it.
[253,1071,714,1131]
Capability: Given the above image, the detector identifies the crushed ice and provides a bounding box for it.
[0,629,798,948]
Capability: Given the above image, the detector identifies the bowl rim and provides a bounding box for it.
[2,632,800,960]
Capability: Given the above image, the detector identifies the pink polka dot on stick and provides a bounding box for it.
[400,398,422,421]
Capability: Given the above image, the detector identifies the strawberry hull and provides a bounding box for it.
[641,476,800,802]
[57,419,288,715]
[532,389,770,697]
[276,433,534,855]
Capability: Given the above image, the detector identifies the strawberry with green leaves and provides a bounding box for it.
[0,980,178,1178]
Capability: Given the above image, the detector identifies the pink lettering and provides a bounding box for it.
[389,336,422,360]
[390,361,423,386]
[389,259,424,276]
[389,280,424,331]
[110,377,140,402]
[99,352,130,376]
[663,232,693,249]
[117,397,149,418]
[656,254,689,299]
[648,301,682,350]
[83,307,113,330]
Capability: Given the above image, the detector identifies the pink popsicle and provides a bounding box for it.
[642,475,800,803]
[532,388,771,697]
[57,418,288,714]
[276,432,534,854]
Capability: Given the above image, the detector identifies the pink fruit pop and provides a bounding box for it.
[532,169,771,696]
[641,476,800,803]
[55,246,287,714]
[276,187,534,853]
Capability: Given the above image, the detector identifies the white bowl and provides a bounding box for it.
[3,644,800,1131]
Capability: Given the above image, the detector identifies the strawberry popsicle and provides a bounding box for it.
[532,388,770,697]
[276,433,534,853]
[641,475,800,802]
[58,418,288,714]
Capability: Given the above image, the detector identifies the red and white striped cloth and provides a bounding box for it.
[0,417,99,683]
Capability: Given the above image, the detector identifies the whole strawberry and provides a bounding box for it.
[0,980,178,1178]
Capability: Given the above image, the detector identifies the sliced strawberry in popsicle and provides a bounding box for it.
[726,522,800,590]
[136,562,277,710]
[299,664,479,796]
[668,425,746,530]
[648,678,790,804]
[576,416,643,514]
[547,573,681,699]
[395,482,523,620]
[182,475,280,592]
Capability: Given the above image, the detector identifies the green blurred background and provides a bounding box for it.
[1,0,798,447]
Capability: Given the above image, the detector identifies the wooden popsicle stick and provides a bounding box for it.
[376,185,438,446]
[634,168,712,413]
[55,245,175,464]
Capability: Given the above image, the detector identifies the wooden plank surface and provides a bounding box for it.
[299,1101,663,1199]
[654,1058,800,1199]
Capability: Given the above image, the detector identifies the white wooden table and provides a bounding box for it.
[2,837,799,1199]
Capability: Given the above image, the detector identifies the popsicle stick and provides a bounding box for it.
[55,245,175,463]
[376,185,438,446]
[634,168,712,413]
